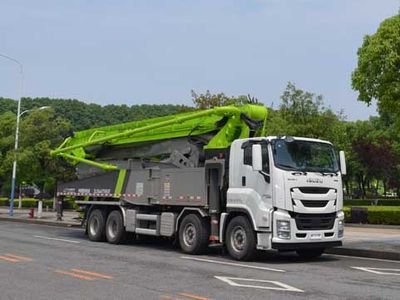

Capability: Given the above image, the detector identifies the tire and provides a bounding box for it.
[88,209,107,242]
[105,210,126,244]
[178,214,209,255]
[226,216,257,261]
[296,248,324,259]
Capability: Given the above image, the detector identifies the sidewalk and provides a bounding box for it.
[0,207,81,227]
[0,206,399,260]
[326,225,400,260]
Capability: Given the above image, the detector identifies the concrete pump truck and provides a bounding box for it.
[51,104,346,260]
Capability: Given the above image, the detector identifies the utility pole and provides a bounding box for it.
[0,53,24,217]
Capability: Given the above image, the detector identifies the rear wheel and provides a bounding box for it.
[88,209,106,242]
[296,248,324,259]
[105,210,126,244]
[226,216,256,261]
[179,214,209,255]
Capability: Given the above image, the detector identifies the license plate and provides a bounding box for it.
[310,233,322,240]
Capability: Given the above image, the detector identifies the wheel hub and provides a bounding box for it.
[89,217,99,236]
[183,223,196,246]
[107,219,118,239]
[231,226,246,252]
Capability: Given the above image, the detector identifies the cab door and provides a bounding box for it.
[241,141,272,200]
[233,141,273,230]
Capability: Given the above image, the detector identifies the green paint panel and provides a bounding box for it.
[115,169,127,195]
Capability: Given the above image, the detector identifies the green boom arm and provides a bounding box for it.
[51,104,267,170]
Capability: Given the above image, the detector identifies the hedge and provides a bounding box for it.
[344,206,400,225]
[0,198,77,209]
[343,207,351,222]
[344,199,400,206]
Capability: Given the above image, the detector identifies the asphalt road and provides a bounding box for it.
[0,221,399,300]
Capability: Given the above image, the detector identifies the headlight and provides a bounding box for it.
[338,220,344,238]
[277,220,291,239]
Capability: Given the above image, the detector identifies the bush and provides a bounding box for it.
[0,197,77,209]
[365,206,400,225]
[0,198,53,208]
[343,207,351,222]
[344,206,400,225]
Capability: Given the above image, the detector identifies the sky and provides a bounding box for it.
[0,0,399,120]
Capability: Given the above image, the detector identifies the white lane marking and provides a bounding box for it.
[33,235,81,244]
[328,254,400,264]
[351,267,400,276]
[180,256,285,273]
[215,276,304,293]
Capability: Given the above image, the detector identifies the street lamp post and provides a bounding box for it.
[0,53,23,217]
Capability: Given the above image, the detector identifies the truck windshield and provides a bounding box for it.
[272,139,339,173]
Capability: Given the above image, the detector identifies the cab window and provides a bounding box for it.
[243,143,270,174]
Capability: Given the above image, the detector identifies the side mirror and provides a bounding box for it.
[252,144,263,171]
[339,150,346,175]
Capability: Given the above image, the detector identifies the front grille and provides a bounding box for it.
[301,200,329,208]
[298,187,330,194]
[291,212,336,231]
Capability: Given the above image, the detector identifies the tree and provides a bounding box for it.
[0,97,187,131]
[0,109,75,195]
[352,14,400,122]
[280,82,324,120]
[191,90,257,109]
[19,109,76,192]
[270,82,345,147]
[352,137,399,197]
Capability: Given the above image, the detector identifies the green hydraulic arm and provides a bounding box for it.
[51,104,268,170]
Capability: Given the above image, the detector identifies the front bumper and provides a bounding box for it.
[271,209,344,249]
[272,241,342,250]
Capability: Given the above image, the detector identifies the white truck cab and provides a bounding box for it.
[226,136,345,258]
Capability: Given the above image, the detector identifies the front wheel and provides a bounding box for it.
[226,216,256,261]
[296,248,324,259]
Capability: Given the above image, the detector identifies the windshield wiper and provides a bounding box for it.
[277,164,297,170]
[277,164,307,175]
[292,171,307,175]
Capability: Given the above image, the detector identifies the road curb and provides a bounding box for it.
[326,247,400,261]
[0,216,81,228]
